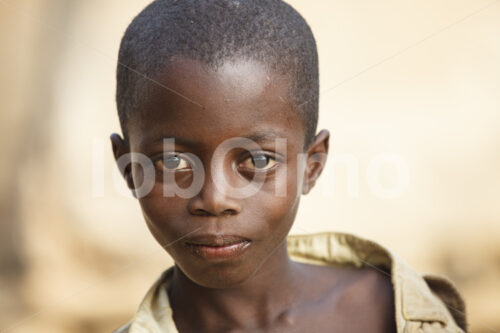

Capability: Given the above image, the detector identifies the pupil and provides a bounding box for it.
[164,156,180,169]
[252,155,268,169]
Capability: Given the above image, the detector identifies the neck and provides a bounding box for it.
[169,239,305,331]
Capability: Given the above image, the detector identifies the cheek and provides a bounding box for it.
[260,160,301,202]
[138,184,188,241]
[255,166,301,235]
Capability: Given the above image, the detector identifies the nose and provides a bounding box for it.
[187,169,242,217]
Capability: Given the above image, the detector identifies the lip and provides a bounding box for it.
[184,234,251,260]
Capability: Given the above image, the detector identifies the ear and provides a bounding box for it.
[110,133,136,197]
[302,129,330,195]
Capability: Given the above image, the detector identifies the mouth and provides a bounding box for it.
[184,234,251,260]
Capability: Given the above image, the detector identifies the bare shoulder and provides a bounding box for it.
[335,267,397,333]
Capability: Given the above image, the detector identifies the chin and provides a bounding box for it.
[181,262,257,289]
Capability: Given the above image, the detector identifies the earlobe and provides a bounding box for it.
[110,133,136,194]
[301,129,330,195]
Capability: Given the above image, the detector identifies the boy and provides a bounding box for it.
[111,0,467,332]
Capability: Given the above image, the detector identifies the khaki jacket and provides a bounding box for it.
[115,232,467,333]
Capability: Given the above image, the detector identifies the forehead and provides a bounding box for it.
[128,58,305,151]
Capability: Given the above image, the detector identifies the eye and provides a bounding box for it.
[239,153,278,171]
[155,154,191,171]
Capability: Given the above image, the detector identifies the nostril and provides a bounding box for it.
[221,209,237,216]
[193,209,211,217]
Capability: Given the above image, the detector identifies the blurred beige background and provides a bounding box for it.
[1,0,499,332]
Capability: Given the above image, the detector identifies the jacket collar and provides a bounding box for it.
[286,232,456,327]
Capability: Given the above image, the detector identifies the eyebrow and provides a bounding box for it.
[143,135,199,147]
[244,130,286,143]
[143,129,286,149]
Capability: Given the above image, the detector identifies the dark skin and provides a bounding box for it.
[111,58,396,332]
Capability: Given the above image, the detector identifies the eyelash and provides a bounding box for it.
[152,151,282,174]
[154,153,191,172]
[237,152,280,173]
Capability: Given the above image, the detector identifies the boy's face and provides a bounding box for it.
[112,57,328,288]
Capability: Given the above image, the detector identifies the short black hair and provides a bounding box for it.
[117,0,319,147]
